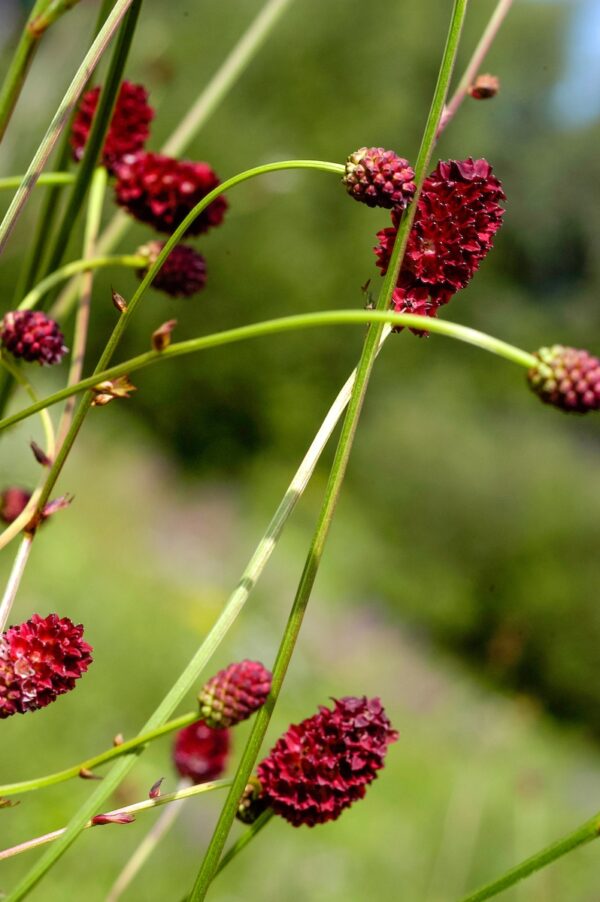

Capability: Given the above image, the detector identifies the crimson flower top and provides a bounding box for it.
[1,310,67,366]
[114,152,228,235]
[528,345,600,414]
[374,157,505,327]
[0,614,92,719]
[198,659,272,728]
[257,696,398,827]
[172,720,231,784]
[70,81,154,174]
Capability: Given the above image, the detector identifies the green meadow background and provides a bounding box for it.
[0,0,599,898]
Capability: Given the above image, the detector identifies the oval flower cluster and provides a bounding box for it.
[0,614,92,719]
[70,79,226,300]
[374,156,505,329]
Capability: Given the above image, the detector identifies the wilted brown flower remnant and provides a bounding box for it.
[257,696,397,827]
[374,157,505,328]
[0,310,67,365]
[198,659,272,729]
[469,74,500,100]
[528,346,600,413]
[172,720,231,784]
[114,152,228,235]
[0,614,92,718]
[70,80,154,174]
[343,147,416,209]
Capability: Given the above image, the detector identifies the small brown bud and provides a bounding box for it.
[151,319,177,352]
[42,494,73,520]
[79,768,102,781]
[112,289,127,313]
[0,797,20,809]
[469,73,500,100]
[91,375,136,406]
[30,441,51,467]
[113,733,124,746]
[148,777,164,799]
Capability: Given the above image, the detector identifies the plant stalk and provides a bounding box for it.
[189,2,469,896]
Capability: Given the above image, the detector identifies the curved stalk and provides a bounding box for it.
[0,711,197,797]
[0,0,53,142]
[0,778,231,863]
[189,3,469,897]
[214,810,274,877]
[16,254,145,312]
[0,311,536,435]
[0,173,74,192]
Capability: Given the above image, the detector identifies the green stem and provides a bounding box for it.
[459,811,600,902]
[214,811,274,877]
[0,173,75,192]
[56,165,108,448]
[0,778,232,863]
[0,310,535,435]
[41,0,144,281]
[0,0,135,257]
[0,0,53,142]
[13,0,118,302]
[28,0,84,34]
[189,3,469,898]
[16,254,145,312]
[5,303,364,897]
[0,711,197,797]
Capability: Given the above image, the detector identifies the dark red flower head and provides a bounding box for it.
[114,152,228,235]
[374,157,505,330]
[137,241,207,297]
[0,487,31,524]
[172,720,230,784]
[1,310,67,365]
[257,696,398,827]
[528,345,600,414]
[343,147,416,209]
[70,80,154,174]
[198,660,272,729]
[0,614,92,719]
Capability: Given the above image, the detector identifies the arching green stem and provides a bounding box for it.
[0,711,197,797]
[0,173,75,192]
[16,254,146,312]
[0,310,536,435]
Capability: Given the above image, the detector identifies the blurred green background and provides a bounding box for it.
[0,0,599,898]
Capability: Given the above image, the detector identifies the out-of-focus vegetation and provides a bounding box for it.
[0,0,599,897]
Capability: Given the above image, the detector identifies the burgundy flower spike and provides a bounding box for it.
[343,147,416,209]
[528,345,600,413]
[375,157,505,327]
[198,659,272,729]
[172,720,230,784]
[1,310,67,365]
[0,614,92,719]
[114,152,228,235]
[70,80,154,174]
[137,241,207,297]
[257,696,398,827]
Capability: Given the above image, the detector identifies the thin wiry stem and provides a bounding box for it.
[0,311,536,436]
[0,779,232,863]
[106,779,191,902]
[0,535,33,633]
[0,712,197,797]
[0,0,135,257]
[439,0,513,135]
[189,2,469,896]
[0,0,53,142]
[56,165,107,448]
